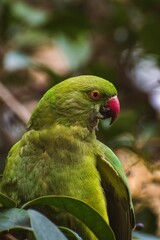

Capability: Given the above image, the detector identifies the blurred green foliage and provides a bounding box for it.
[0,0,160,238]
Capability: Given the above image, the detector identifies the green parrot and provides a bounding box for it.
[1,75,135,240]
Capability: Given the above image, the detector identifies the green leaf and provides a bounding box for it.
[0,208,31,232]
[0,192,16,208]
[11,1,49,27]
[28,209,67,240]
[22,195,115,240]
[60,227,82,240]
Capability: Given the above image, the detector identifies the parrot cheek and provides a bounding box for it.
[87,106,101,131]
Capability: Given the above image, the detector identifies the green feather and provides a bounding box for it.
[1,75,135,240]
[96,141,135,240]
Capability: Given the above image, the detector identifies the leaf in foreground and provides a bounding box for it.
[0,208,31,231]
[28,209,67,240]
[0,192,16,208]
[22,195,115,240]
[60,226,83,240]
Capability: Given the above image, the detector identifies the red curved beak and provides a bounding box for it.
[100,96,120,124]
[106,96,120,124]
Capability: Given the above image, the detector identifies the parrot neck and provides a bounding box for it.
[31,124,97,165]
[50,123,97,143]
[32,123,97,156]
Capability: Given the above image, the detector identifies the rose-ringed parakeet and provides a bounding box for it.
[1,75,135,240]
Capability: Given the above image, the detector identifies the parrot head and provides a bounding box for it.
[28,75,120,131]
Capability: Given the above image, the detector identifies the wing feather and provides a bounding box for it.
[96,141,135,240]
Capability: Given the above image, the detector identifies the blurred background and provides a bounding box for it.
[0,0,160,239]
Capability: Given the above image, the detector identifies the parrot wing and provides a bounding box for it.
[96,141,135,240]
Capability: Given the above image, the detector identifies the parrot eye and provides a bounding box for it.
[89,90,101,101]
